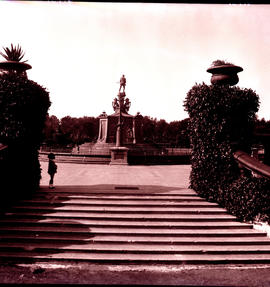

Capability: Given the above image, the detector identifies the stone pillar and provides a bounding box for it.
[110,86,129,165]
[98,118,108,142]
[110,147,129,165]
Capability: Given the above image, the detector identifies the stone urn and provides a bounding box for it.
[207,64,243,86]
[0,61,32,77]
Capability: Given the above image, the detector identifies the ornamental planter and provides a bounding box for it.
[0,61,32,77]
[207,64,243,86]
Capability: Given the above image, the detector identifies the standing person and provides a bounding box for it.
[48,153,57,189]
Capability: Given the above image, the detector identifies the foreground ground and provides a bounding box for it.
[1,162,270,286]
[2,262,270,286]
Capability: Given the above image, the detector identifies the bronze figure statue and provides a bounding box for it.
[119,74,126,92]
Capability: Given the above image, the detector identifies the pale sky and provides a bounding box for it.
[0,1,270,122]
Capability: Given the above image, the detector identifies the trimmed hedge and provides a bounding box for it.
[183,83,270,222]
[222,176,270,222]
[0,73,50,203]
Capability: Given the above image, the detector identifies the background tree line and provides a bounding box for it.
[253,117,270,136]
[42,114,270,149]
[42,115,190,148]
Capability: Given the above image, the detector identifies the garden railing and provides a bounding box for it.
[234,150,270,179]
[0,143,8,161]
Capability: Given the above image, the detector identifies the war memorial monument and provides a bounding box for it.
[76,75,163,164]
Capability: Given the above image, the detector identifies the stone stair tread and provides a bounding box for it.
[2,242,270,252]
[1,234,269,243]
[2,251,270,263]
[34,194,198,200]
[10,205,227,212]
[37,188,196,195]
[19,199,216,206]
[1,211,238,219]
[0,218,253,228]
[31,195,206,201]
[0,226,265,235]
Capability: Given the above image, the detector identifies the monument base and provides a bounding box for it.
[110,147,129,165]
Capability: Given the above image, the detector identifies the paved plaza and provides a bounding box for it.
[39,161,191,188]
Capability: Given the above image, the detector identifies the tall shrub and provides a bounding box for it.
[0,72,50,203]
[184,83,259,204]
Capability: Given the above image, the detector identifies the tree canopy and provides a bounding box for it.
[42,115,190,148]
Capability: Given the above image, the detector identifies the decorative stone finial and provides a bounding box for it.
[99,111,107,118]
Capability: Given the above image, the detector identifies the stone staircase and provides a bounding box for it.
[1,185,270,265]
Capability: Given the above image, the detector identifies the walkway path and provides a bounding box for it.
[1,162,270,285]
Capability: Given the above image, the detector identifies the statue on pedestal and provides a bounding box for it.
[124,98,131,113]
[112,98,119,111]
[119,74,126,92]
[112,76,131,114]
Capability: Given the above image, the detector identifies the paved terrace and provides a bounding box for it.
[39,162,191,188]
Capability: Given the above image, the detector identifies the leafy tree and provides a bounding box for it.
[254,118,270,135]
[59,116,77,144]
[167,119,190,147]
[54,116,99,146]
[141,116,157,144]
[42,115,60,145]
[155,119,168,143]
[77,116,99,143]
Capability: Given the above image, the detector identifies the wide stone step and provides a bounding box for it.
[30,195,206,201]
[2,211,238,220]
[2,251,270,264]
[0,226,265,236]
[19,199,214,206]
[1,234,269,244]
[34,193,200,197]
[0,218,253,229]
[36,188,197,195]
[9,205,227,213]
[2,242,270,253]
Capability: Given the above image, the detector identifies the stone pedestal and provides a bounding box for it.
[110,147,129,165]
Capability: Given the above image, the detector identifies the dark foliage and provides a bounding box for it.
[42,115,99,147]
[0,73,50,203]
[0,44,27,62]
[183,82,270,222]
[140,116,190,147]
[222,176,270,222]
[210,59,234,67]
[42,115,190,148]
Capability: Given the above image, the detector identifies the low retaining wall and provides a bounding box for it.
[39,152,111,164]
[39,151,191,165]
